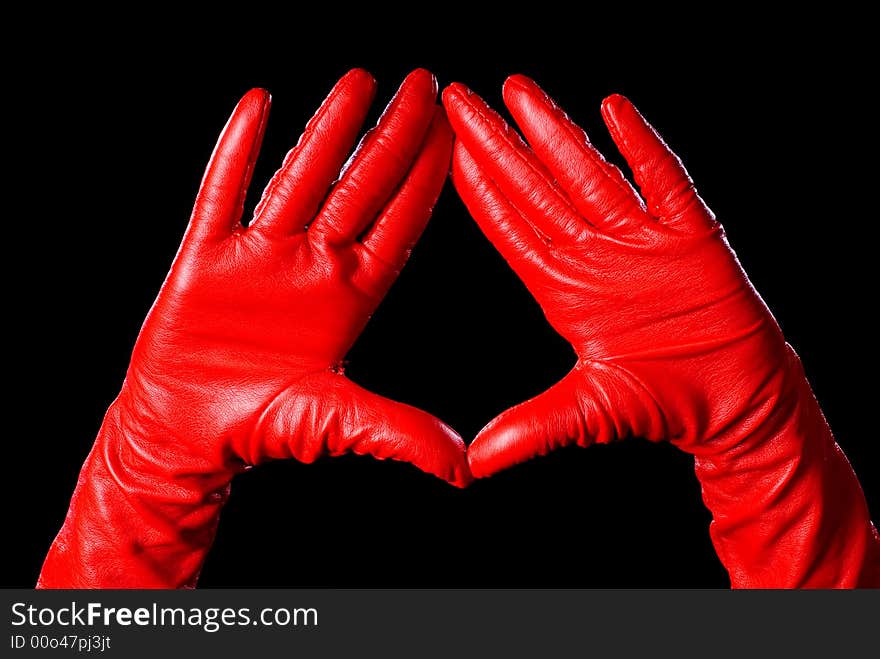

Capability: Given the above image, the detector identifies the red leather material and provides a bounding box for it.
[444,75,880,588]
[38,69,470,589]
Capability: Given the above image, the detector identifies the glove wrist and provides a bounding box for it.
[693,346,879,587]
[37,393,235,588]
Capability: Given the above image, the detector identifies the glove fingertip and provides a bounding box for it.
[449,463,474,488]
[600,93,631,129]
[466,430,509,480]
[406,67,439,96]
[466,452,493,480]
[242,87,271,107]
[342,67,376,86]
[434,427,473,488]
[399,67,439,102]
[441,82,472,109]
[502,73,540,104]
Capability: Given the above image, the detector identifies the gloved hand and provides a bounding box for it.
[39,68,470,589]
[443,75,879,587]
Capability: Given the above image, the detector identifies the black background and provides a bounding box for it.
[5,17,877,588]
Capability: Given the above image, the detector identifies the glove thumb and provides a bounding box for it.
[468,364,665,478]
[242,372,472,487]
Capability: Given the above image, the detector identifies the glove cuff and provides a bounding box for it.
[693,346,879,587]
[37,393,237,588]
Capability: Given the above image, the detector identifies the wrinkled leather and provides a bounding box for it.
[444,75,880,588]
[38,69,470,589]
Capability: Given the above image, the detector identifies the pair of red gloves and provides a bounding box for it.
[39,69,879,589]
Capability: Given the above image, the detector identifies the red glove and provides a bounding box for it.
[444,75,880,588]
[39,69,470,589]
